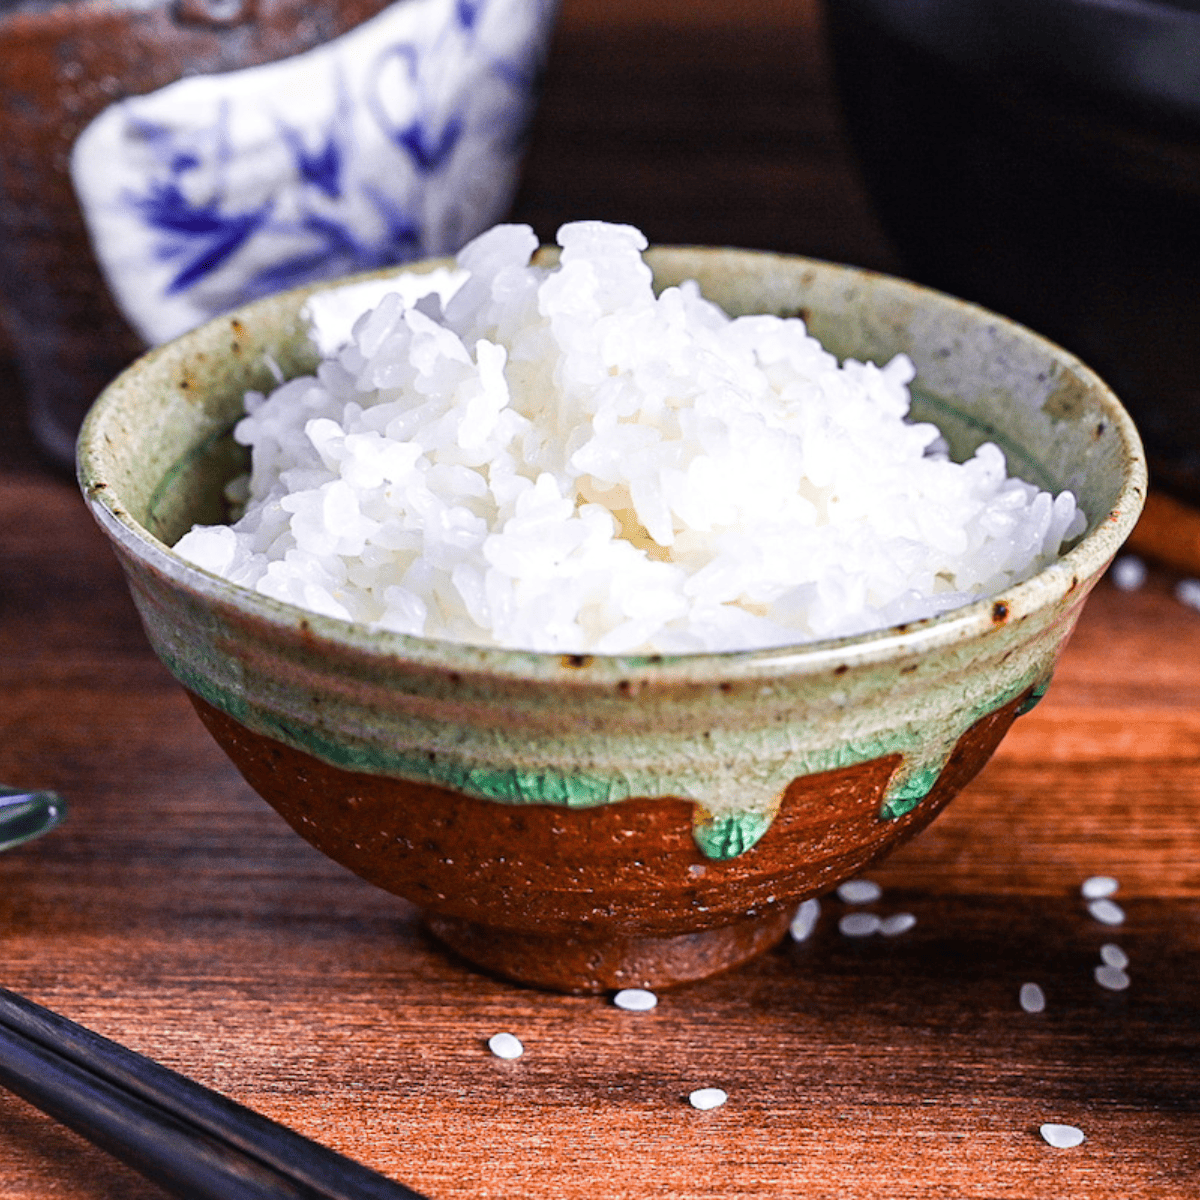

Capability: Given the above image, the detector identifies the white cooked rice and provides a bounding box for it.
[1080,875,1118,899]
[1176,578,1200,611]
[487,1032,524,1059]
[174,220,1087,655]
[1094,964,1130,991]
[688,1087,728,1111]
[612,987,658,1012]
[1099,942,1128,970]
[1109,555,1146,592]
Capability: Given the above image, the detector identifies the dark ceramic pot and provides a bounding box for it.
[0,0,557,465]
[826,0,1200,498]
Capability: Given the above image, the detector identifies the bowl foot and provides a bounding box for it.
[424,908,793,994]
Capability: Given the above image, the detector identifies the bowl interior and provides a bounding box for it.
[87,249,1139,571]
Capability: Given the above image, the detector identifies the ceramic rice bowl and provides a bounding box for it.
[77,248,1146,993]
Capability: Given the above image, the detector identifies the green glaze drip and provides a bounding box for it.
[164,651,249,722]
[177,665,1043,858]
[692,810,774,860]
[461,764,619,807]
[879,760,944,821]
[258,711,632,809]
[1015,674,1053,717]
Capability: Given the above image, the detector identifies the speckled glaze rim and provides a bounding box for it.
[77,251,1147,687]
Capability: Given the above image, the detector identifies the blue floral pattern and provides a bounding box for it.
[70,0,557,344]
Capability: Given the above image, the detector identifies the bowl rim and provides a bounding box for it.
[77,247,1148,686]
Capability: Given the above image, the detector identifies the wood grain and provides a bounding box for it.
[1,1,1198,1196]
[507,0,900,270]
[1126,490,1200,577]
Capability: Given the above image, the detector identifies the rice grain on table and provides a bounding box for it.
[1109,555,1147,591]
[689,1088,728,1111]
[1019,983,1046,1013]
[1081,875,1119,899]
[839,912,881,938]
[1040,1123,1085,1148]
[836,878,882,904]
[1094,965,1131,991]
[612,988,658,1011]
[1099,942,1128,970]
[1175,578,1200,611]
[174,219,1087,655]
[789,897,821,942]
[1088,898,1126,926]
[487,1032,524,1060]
[879,911,917,937]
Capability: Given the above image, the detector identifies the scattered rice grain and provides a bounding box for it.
[487,1032,524,1060]
[613,988,658,1012]
[1080,875,1118,899]
[1109,555,1146,591]
[689,1088,728,1111]
[839,912,881,938]
[1094,964,1131,991]
[1099,942,1128,970]
[789,897,821,942]
[837,878,882,904]
[1087,898,1126,926]
[1040,1123,1085,1148]
[879,912,917,937]
[1019,982,1046,1013]
[1175,579,1200,611]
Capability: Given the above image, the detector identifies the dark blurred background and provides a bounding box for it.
[4,0,902,473]
[516,0,1200,503]
[12,0,1200,506]
[509,0,900,269]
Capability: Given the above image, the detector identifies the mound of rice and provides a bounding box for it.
[174,220,1085,654]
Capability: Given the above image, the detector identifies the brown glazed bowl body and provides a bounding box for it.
[77,247,1145,993]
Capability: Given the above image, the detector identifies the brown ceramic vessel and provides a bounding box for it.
[77,247,1146,993]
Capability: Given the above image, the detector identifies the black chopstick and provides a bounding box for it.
[0,987,429,1200]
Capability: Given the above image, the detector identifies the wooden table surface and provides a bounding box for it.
[2,2,1198,1197]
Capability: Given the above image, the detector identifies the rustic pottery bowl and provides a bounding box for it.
[77,248,1145,993]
